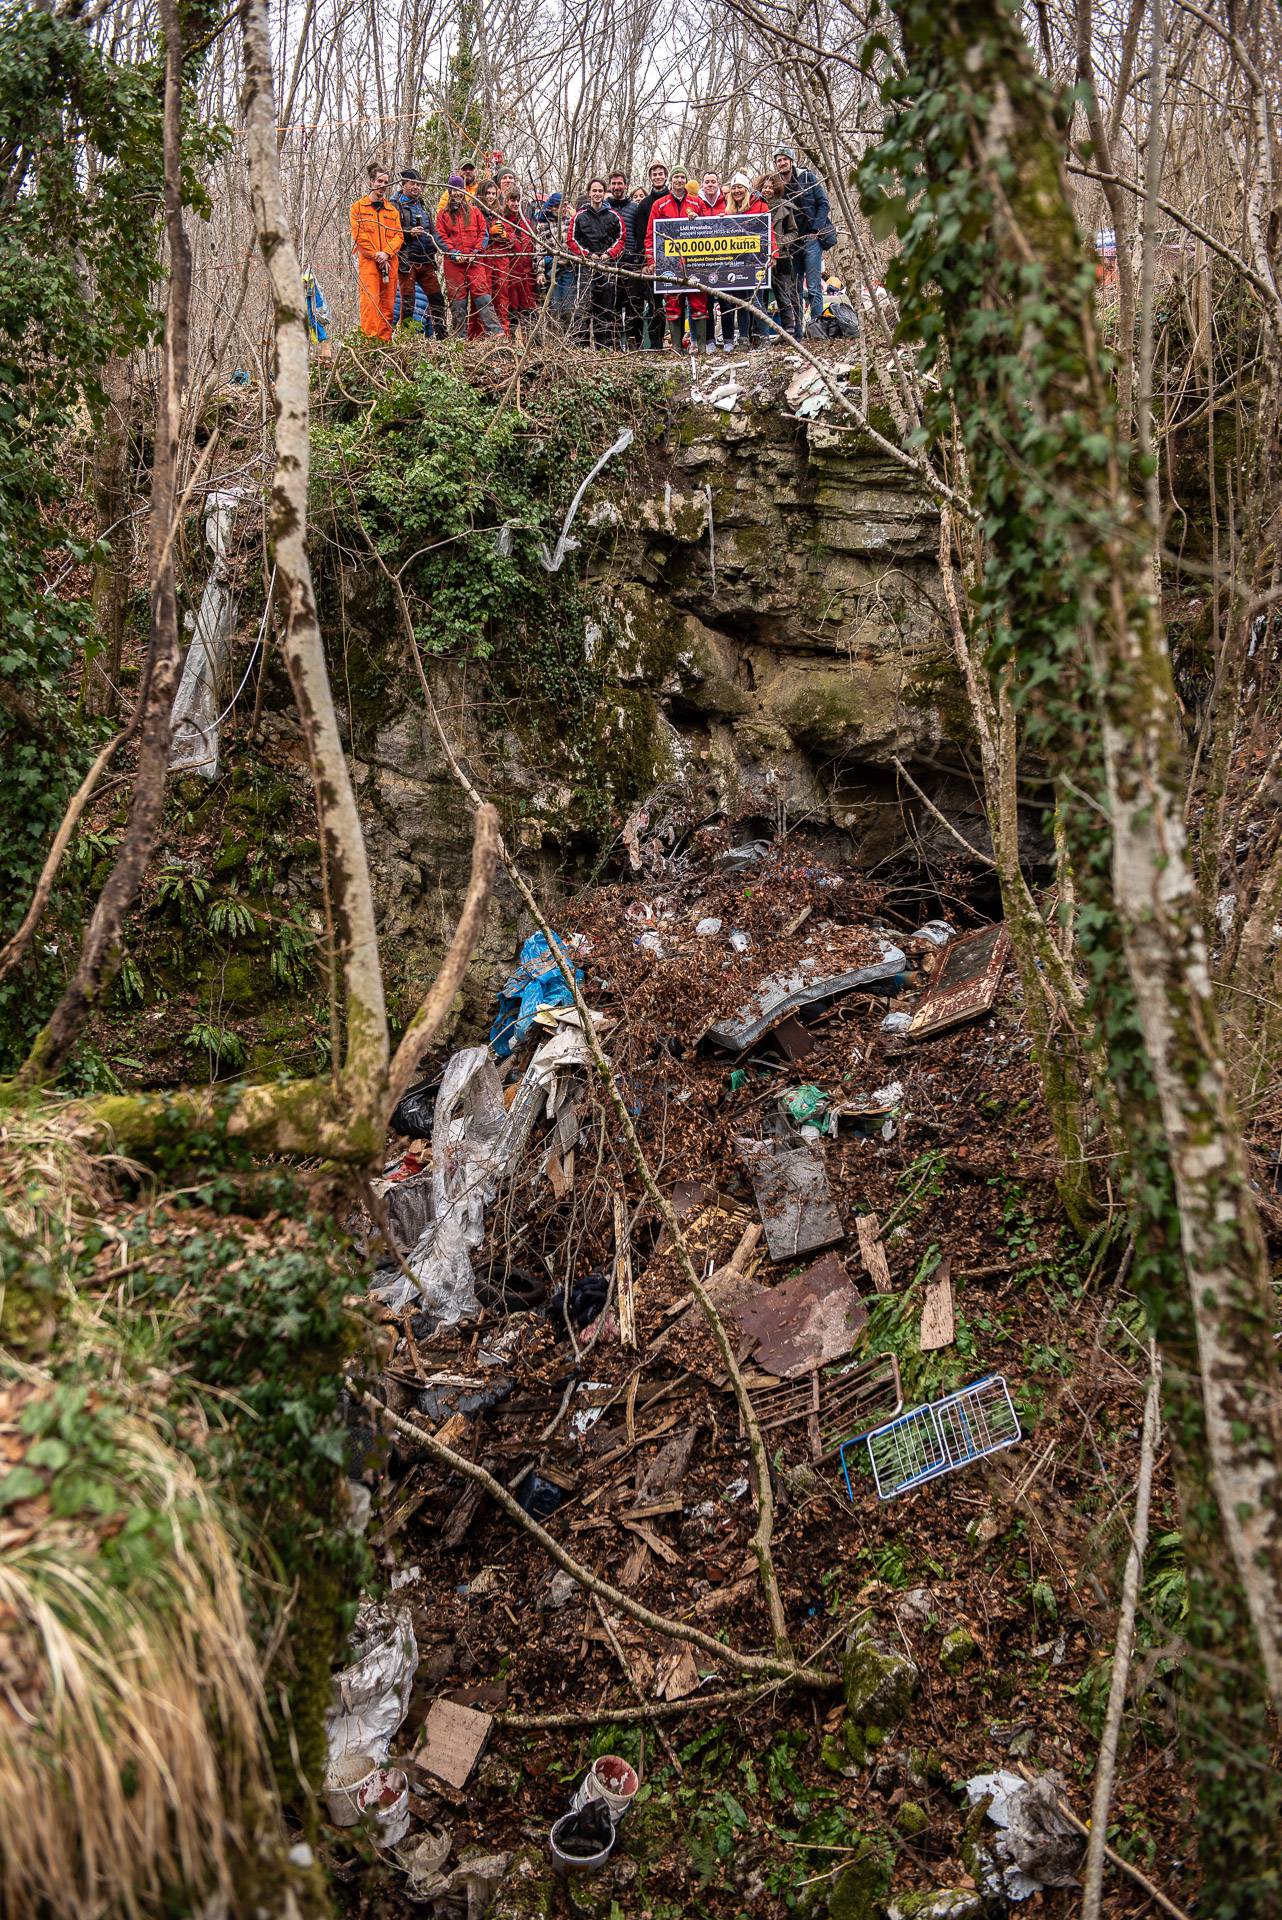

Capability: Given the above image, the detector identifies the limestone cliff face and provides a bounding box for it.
[583,387,960,859]
[337,376,987,1003]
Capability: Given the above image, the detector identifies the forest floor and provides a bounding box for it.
[326,829,1199,1920]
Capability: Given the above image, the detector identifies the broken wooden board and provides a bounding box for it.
[919,1254,955,1351]
[906,922,1010,1039]
[613,1191,636,1351]
[728,1252,868,1378]
[736,1137,844,1263]
[747,1350,903,1461]
[415,1698,493,1790]
[855,1214,893,1294]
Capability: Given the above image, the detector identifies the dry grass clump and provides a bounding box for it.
[0,1105,282,1916]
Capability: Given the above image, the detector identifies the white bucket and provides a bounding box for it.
[356,1765,411,1848]
[324,1750,377,1827]
[549,1807,616,1872]
[571,1754,639,1823]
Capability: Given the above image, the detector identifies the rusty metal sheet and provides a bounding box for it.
[735,1137,845,1263]
[906,923,1010,1040]
[729,1253,868,1378]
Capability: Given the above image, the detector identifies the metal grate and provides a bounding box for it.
[842,1374,1022,1502]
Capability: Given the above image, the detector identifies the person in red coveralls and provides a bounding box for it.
[500,186,541,338]
[567,178,626,348]
[644,166,710,352]
[435,174,503,336]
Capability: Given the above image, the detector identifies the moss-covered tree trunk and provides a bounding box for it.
[865,1,1282,1903]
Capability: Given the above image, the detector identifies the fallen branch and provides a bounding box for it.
[890,755,997,868]
[497,1680,799,1729]
[1082,1340,1162,1920]
[387,802,501,1109]
[0,725,131,985]
[359,1391,836,1690]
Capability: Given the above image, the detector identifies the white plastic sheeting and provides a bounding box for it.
[963,1770,1082,1900]
[538,428,633,572]
[169,488,242,779]
[373,1028,597,1320]
[325,1602,419,1766]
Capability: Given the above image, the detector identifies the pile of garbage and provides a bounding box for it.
[329,832,1045,1911]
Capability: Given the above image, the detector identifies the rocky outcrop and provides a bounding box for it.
[584,384,973,861]
[326,368,993,997]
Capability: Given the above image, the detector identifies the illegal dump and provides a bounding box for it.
[307,836,1172,1920]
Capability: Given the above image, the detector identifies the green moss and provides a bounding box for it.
[940,1626,978,1675]
[896,1800,931,1837]
[826,1835,895,1920]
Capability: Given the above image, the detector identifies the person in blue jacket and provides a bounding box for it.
[772,146,836,339]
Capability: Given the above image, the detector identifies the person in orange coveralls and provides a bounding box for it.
[349,162,403,338]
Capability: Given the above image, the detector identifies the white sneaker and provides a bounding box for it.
[704,339,716,354]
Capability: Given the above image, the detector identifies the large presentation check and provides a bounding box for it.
[651,213,773,292]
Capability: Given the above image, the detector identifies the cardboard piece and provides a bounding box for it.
[415,1698,494,1790]
[736,1138,844,1262]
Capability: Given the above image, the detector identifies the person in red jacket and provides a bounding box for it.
[725,169,778,347]
[349,161,404,340]
[567,178,626,348]
[500,187,540,338]
[695,169,733,352]
[645,167,711,352]
[477,180,510,335]
[435,174,503,336]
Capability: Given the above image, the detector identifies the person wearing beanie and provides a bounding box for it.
[724,170,778,347]
[349,160,404,339]
[435,174,504,336]
[645,166,712,353]
[633,161,671,347]
[436,158,480,218]
[393,167,446,337]
[772,145,835,339]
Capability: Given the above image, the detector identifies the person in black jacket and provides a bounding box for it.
[394,168,447,336]
[607,170,643,350]
[567,178,625,348]
[632,161,670,349]
[772,147,835,338]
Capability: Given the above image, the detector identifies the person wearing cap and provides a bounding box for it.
[350,161,404,340]
[393,167,446,337]
[537,193,577,326]
[645,166,711,352]
[633,162,671,348]
[435,173,503,336]
[772,146,834,339]
[725,170,777,347]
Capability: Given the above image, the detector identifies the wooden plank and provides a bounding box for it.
[614,1190,636,1351]
[855,1213,893,1294]
[919,1254,955,1351]
[907,923,1010,1039]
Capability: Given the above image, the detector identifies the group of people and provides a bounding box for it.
[347,148,840,351]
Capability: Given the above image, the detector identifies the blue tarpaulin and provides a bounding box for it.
[490,931,583,1059]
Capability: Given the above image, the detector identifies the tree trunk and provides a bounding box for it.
[85,352,133,720]
[239,0,388,1131]
[21,0,190,1085]
[873,2,1282,1899]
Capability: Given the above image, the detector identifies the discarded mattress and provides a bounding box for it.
[706,940,906,1052]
